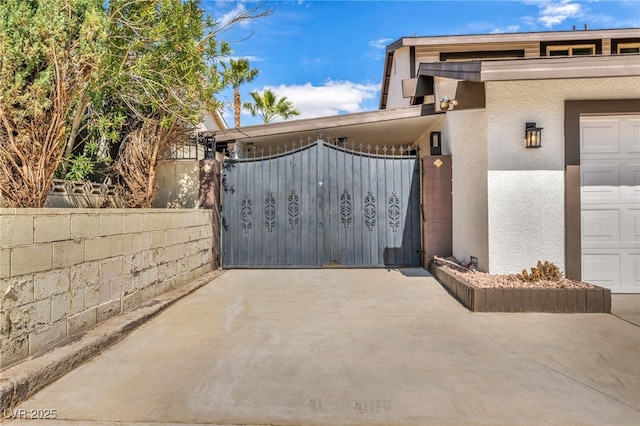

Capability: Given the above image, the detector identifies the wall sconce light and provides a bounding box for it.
[439,96,458,110]
[430,131,442,155]
[525,122,543,148]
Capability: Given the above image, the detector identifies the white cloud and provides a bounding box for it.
[532,0,583,27]
[215,2,252,29]
[369,38,393,50]
[260,80,380,120]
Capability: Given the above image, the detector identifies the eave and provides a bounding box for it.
[417,54,640,82]
[207,105,441,148]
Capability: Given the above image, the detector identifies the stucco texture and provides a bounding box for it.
[386,47,412,109]
[446,109,489,271]
[483,76,640,274]
[446,76,640,275]
[154,160,200,208]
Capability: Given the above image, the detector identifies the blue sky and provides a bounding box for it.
[204,1,640,126]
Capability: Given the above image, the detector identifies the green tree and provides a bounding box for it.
[90,1,270,206]
[0,0,107,207]
[96,0,230,207]
[243,89,300,124]
[222,58,259,128]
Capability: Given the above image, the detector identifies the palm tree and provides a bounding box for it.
[222,58,259,127]
[243,89,300,124]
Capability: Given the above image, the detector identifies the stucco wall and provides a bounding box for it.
[445,109,489,271]
[484,76,640,274]
[0,209,213,368]
[386,47,412,109]
[154,160,200,208]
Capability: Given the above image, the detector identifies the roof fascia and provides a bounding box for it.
[417,55,640,82]
[212,110,227,130]
[388,28,640,49]
[212,105,429,142]
[480,55,640,81]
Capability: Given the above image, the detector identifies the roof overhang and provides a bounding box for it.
[209,105,442,148]
[386,28,640,52]
[379,28,640,108]
[417,54,640,82]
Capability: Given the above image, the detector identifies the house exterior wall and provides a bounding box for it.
[445,109,489,271]
[386,47,412,109]
[484,76,640,274]
[421,156,452,266]
[154,161,200,208]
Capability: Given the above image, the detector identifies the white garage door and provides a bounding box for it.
[581,114,640,293]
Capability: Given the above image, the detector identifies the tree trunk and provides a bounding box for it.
[145,136,160,208]
[234,87,241,128]
[61,92,88,173]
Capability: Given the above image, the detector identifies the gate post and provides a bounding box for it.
[199,159,222,269]
[421,155,452,267]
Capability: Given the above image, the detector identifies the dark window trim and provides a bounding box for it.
[541,39,602,56]
[439,49,525,61]
[612,38,640,54]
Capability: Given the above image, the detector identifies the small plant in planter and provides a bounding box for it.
[516,260,564,282]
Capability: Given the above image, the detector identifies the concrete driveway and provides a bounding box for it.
[5,269,640,425]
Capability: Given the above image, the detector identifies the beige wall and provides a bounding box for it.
[154,161,200,208]
[386,47,412,109]
[445,109,489,271]
[0,209,213,368]
[484,76,640,274]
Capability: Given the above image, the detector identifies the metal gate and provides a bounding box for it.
[221,139,420,267]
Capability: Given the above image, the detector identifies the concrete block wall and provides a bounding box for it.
[0,208,214,368]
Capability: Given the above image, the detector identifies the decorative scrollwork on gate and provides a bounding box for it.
[364,191,376,231]
[264,191,276,232]
[288,190,300,230]
[241,194,253,234]
[340,188,352,229]
[388,192,400,232]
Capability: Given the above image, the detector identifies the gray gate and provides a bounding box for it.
[221,139,420,268]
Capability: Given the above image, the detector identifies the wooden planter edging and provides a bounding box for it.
[429,263,611,313]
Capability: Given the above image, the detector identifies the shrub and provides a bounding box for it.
[517,260,564,282]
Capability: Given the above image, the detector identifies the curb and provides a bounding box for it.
[0,269,225,413]
[430,263,611,313]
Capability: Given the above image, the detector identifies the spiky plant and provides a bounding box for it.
[517,260,564,282]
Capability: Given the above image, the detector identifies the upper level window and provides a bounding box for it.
[547,44,595,56]
[617,43,640,54]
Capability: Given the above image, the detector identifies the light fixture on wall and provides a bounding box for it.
[439,97,458,110]
[430,131,442,155]
[525,122,543,148]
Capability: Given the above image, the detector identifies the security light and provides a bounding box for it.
[439,97,458,110]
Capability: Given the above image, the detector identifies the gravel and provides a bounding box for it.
[433,257,596,289]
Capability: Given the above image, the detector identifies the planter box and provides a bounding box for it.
[429,263,611,313]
